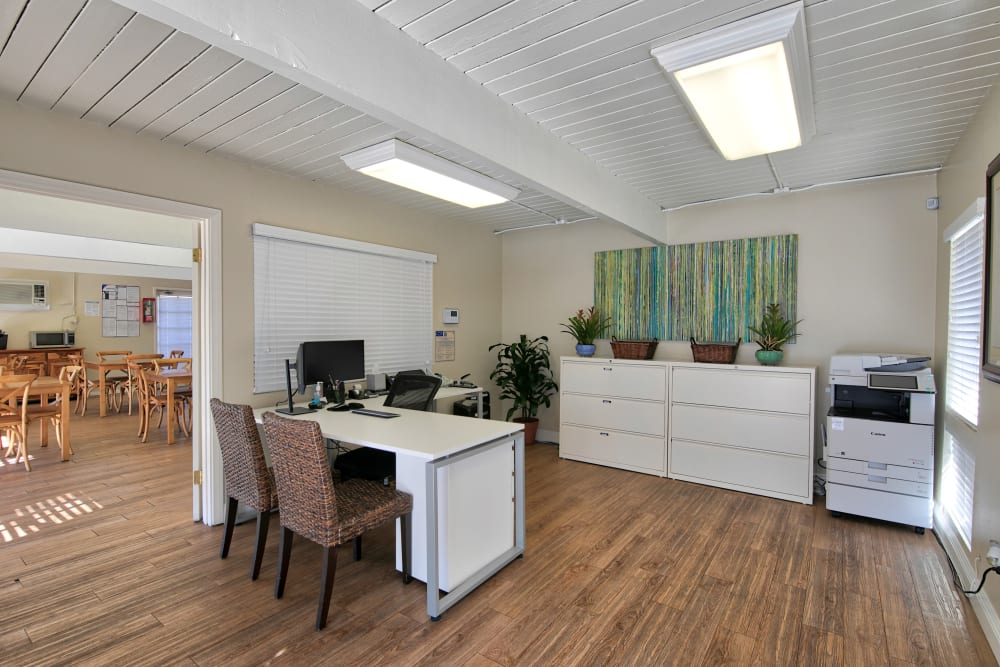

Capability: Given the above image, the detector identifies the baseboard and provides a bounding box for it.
[534,428,559,445]
[934,507,1000,662]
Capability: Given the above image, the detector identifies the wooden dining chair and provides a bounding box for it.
[133,365,189,442]
[209,399,278,580]
[122,354,163,415]
[25,365,80,456]
[0,374,36,471]
[169,350,185,358]
[261,412,413,630]
[96,350,132,412]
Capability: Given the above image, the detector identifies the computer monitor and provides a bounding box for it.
[295,339,365,394]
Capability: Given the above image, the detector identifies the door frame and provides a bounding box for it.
[0,167,224,525]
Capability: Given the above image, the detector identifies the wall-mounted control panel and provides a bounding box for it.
[443,308,459,324]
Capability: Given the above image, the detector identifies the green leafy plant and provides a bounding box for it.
[748,303,803,351]
[489,334,559,421]
[560,306,611,345]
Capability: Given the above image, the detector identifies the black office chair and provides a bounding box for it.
[332,372,441,560]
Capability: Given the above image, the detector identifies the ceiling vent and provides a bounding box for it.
[0,279,49,311]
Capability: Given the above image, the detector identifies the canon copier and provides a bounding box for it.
[825,353,935,533]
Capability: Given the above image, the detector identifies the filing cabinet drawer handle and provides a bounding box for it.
[602,367,613,372]
[867,475,887,484]
[602,399,612,404]
[866,462,888,470]
[599,432,609,437]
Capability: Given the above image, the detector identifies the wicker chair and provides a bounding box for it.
[209,399,278,580]
[261,412,413,630]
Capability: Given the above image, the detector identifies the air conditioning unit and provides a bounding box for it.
[0,279,49,311]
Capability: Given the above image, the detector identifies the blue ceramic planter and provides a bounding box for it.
[755,349,784,366]
[575,344,596,357]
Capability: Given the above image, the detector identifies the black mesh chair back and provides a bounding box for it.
[384,373,442,411]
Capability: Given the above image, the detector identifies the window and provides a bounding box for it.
[252,224,435,394]
[944,202,985,426]
[156,291,192,358]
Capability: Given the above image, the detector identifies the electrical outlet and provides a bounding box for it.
[987,539,1000,567]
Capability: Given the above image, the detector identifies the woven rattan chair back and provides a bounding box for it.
[210,399,275,513]
[262,412,338,545]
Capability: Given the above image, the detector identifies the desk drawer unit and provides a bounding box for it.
[559,357,668,476]
[668,363,815,504]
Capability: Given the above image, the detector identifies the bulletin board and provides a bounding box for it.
[101,284,141,337]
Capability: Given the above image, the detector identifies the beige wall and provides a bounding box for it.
[0,99,502,406]
[502,175,939,435]
[936,84,1000,611]
[0,268,189,358]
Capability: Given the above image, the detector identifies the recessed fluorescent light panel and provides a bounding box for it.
[651,1,815,160]
[341,139,520,208]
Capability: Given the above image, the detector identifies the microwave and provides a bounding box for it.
[29,330,76,348]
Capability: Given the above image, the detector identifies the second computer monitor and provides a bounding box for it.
[296,339,365,394]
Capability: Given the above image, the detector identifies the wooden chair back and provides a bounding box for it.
[0,374,36,470]
[96,350,132,363]
[169,350,186,358]
[153,358,192,372]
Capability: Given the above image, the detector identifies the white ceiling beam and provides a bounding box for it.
[113,0,667,243]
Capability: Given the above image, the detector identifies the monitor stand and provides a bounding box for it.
[275,358,310,415]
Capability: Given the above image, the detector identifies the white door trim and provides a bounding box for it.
[0,167,225,525]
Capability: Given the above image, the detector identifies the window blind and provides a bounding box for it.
[156,293,192,358]
[252,225,435,394]
[941,429,975,549]
[945,215,984,427]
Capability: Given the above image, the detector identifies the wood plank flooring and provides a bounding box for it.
[1,406,996,666]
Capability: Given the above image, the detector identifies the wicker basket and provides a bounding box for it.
[610,337,658,360]
[689,337,741,364]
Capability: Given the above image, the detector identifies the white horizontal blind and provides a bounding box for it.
[156,292,193,358]
[253,228,434,393]
[941,429,975,549]
[945,215,984,426]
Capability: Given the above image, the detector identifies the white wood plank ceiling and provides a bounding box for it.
[0,0,998,235]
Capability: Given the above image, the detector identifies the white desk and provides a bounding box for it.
[255,397,524,620]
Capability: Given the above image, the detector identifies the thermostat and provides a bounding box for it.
[443,308,459,324]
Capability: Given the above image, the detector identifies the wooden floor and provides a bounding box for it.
[1,406,996,666]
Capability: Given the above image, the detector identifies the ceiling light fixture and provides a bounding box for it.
[341,139,520,208]
[651,1,815,161]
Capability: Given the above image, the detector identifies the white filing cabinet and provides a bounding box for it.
[559,357,668,476]
[668,363,815,504]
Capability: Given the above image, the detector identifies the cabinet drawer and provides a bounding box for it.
[560,425,664,475]
[826,457,931,483]
[827,468,931,498]
[670,439,810,500]
[671,366,811,414]
[561,360,666,401]
[671,403,809,456]
[561,394,665,436]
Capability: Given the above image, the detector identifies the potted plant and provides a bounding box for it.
[560,306,611,357]
[748,303,802,365]
[489,334,559,444]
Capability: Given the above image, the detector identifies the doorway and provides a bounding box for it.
[0,167,224,524]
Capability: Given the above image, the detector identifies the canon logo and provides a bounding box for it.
[870,431,886,437]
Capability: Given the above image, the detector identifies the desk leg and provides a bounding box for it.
[166,380,176,445]
[60,383,70,461]
[99,373,107,417]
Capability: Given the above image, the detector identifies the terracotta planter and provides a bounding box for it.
[514,417,539,445]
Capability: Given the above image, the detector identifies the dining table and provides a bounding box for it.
[28,375,72,461]
[83,359,129,417]
[147,367,193,445]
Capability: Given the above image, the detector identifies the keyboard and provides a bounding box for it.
[351,408,400,419]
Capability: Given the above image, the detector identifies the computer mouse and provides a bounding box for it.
[347,402,365,410]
